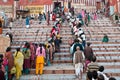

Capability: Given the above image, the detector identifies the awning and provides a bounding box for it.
[19,0,52,5]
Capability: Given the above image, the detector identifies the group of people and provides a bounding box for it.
[65,8,115,80]
[0,10,64,79]
[0,38,62,80]
[0,47,23,80]
[0,5,113,80]
[69,25,115,80]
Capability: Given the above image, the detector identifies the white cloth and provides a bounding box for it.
[67,15,70,19]
[78,29,84,36]
[26,25,30,28]
[70,44,74,54]
[50,14,52,21]
[75,63,83,76]
[73,26,78,35]
[73,53,75,65]
[10,22,13,28]
[97,71,109,80]
[68,22,73,28]
[70,18,75,22]
[81,34,86,41]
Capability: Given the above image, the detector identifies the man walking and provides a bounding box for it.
[84,42,94,71]
[74,46,85,79]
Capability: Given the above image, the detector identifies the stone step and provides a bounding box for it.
[93,49,120,52]
[91,43,120,46]
[95,53,120,57]
[30,64,74,74]
[90,35,120,38]
[94,46,120,48]
[51,59,120,63]
[12,35,73,39]
[97,56,120,60]
[11,34,120,41]
[3,27,111,35]
[97,59,120,62]
[19,73,120,80]
[11,42,120,49]
[104,65,120,69]
[20,74,76,80]
[3,28,72,31]
[12,46,120,53]
[11,36,69,40]
[53,53,120,61]
[88,38,119,41]
[85,27,120,31]
[52,60,72,64]
[54,57,71,61]
[95,62,120,66]
[54,52,72,57]
[60,48,120,52]
[87,41,120,44]
[92,48,120,51]
[11,34,120,38]
[12,38,120,43]
[95,52,120,54]
[104,69,120,74]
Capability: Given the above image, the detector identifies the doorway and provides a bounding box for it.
[54,2,61,9]
[96,2,101,10]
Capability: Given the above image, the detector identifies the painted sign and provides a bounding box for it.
[0,6,13,13]
[24,6,44,14]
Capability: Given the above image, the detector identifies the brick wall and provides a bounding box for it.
[0,0,13,5]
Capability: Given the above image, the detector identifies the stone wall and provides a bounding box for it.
[0,36,10,54]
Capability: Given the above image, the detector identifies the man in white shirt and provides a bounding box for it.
[97,66,109,80]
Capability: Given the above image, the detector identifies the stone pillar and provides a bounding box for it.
[13,1,17,19]
[117,0,119,13]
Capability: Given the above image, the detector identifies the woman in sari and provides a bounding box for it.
[14,48,24,80]
[3,47,14,80]
[22,42,31,74]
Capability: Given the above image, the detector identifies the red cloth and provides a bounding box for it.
[51,28,55,34]
[52,14,56,21]
[23,59,30,68]
[0,70,5,80]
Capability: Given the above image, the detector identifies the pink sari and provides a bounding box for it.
[94,13,97,20]
[81,10,85,18]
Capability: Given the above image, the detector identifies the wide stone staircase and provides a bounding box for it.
[3,20,78,80]
[2,17,120,79]
[87,17,120,79]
